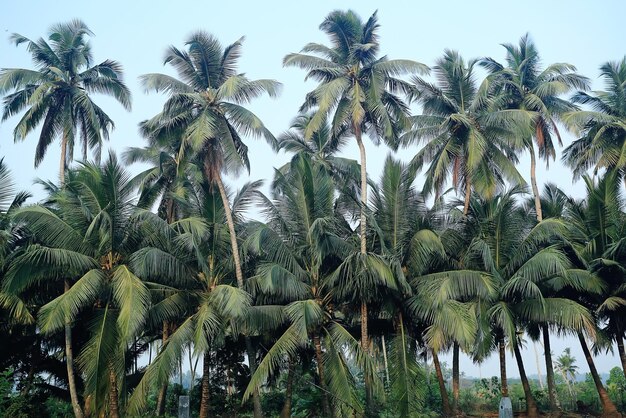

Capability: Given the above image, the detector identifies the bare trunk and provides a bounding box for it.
[616,333,626,381]
[109,369,120,418]
[65,280,84,418]
[529,145,543,222]
[452,342,460,414]
[513,342,539,418]
[199,351,211,418]
[280,357,295,418]
[463,179,471,216]
[215,173,263,418]
[579,333,619,417]
[542,324,560,411]
[499,338,508,398]
[382,335,390,387]
[156,322,170,416]
[313,334,332,418]
[433,350,451,416]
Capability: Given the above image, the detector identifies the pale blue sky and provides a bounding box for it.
[1,0,625,378]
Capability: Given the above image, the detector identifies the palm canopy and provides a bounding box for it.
[2,153,186,416]
[480,33,589,162]
[563,57,626,180]
[284,10,427,144]
[406,50,527,206]
[140,31,281,183]
[0,20,131,167]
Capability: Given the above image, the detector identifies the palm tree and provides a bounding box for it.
[141,31,280,417]
[407,50,526,215]
[0,22,131,417]
[0,20,131,175]
[555,348,578,403]
[283,13,427,376]
[480,33,589,223]
[3,154,182,417]
[563,57,626,183]
[244,154,373,417]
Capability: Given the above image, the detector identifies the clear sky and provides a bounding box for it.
[1,0,625,379]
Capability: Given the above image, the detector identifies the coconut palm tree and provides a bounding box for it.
[406,50,526,215]
[0,22,131,417]
[2,154,187,417]
[244,154,374,417]
[283,13,428,379]
[141,32,280,417]
[555,348,578,402]
[563,57,626,183]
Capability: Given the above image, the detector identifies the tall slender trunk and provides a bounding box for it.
[381,335,390,387]
[542,325,560,411]
[452,342,460,414]
[578,333,619,417]
[156,322,170,416]
[280,357,295,418]
[513,342,539,418]
[313,334,332,418]
[109,369,120,418]
[60,135,84,418]
[215,173,264,418]
[529,145,543,222]
[533,343,544,390]
[616,333,626,381]
[499,338,508,397]
[463,179,471,216]
[199,351,211,418]
[432,350,451,416]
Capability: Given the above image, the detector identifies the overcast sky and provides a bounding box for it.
[2,0,625,379]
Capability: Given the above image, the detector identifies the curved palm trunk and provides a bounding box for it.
[616,333,626,381]
[452,342,460,414]
[542,325,560,411]
[578,333,619,417]
[513,342,539,418]
[280,357,295,418]
[463,179,471,216]
[199,351,211,418]
[109,368,120,418]
[432,350,451,416]
[60,135,84,418]
[313,334,332,418]
[215,173,264,418]
[529,145,543,222]
[499,338,508,398]
[156,322,170,416]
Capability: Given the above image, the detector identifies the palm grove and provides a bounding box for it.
[0,10,625,418]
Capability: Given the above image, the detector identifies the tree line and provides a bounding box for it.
[0,10,625,418]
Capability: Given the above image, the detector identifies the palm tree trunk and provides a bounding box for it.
[199,351,211,418]
[542,324,560,411]
[452,342,460,414]
[499,338,508,398]
[578,333,619,417]
[529,145,543,222]
[313,334,332,418]
[60,134,84,418]
[109,368,120,418]
[616,333,626,381]
[432,350,451,416]
[215,173,264,418]
[463,179,471,216]
[381,335,390,387]
[156,322,170,416]
[280,357,295,418]
[513,342,539,418]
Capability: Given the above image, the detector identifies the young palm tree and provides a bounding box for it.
[3,154,181,417]
[283,12,428,372]
[563,57,626,183]
[555,348,579,402]
[141,32,280,417]
[407,50,526,215]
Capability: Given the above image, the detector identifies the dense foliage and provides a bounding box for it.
[1,10,626,418]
